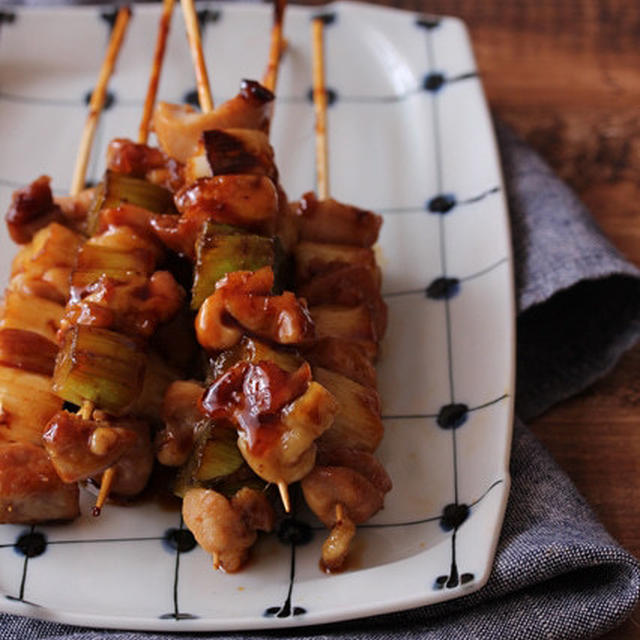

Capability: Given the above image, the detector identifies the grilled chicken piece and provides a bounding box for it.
[303,337,377,389]
[42,411,138,483]
[299,265,388,339]
[201,361,337,485]
[5,176,65,244]
[154,175,279,258]
[301,448,392,571]
[155,380,205,467]
[55,187,96,230]
[153,80,275,163]
[293,192,382,247]
[106,138,185,192]
[195,267,314,352]
[182,486,275,572]
[60,270,185,339]
[92,418,154,497]
[314,367,383,453]
[185,129,277,183]
[0,442,79,523]
[294,241,380,286]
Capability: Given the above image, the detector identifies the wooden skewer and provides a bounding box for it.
[181,0,214,112]
[138,0,176,144]
[70,6,132,196]
[92,466,116,517]
[278,480,291,513]
[90,3,176,515]
[313,19,348,530]
[78,400,95,421]
[262,0,287,94]
[311,16,330,200]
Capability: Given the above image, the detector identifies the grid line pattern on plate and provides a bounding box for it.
[0,2,514,628]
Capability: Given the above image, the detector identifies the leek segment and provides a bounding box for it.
[53,326,145,415]
[86,170,175,235]
[191,222,275,310]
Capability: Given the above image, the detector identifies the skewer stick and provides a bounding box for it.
[311,16,330,200]
[278,481,291,513]
[262,0,287,93]
[313,20,349,532]
[92,466,116,517]
[138,0,176,143]
[70,7,132,196]
[181,0,214,112]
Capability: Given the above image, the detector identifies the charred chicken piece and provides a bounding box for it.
[5,176,65,244]
[92,417,154,497]
[42,411,138,483]
[302,447,392,571]
[155,175,279,258]
[293,192,382,248]
[201,360,337,486]
[153,80,275,163]
[185,129,278,184]
[182,486,275,572]
[195,267,314,352]
[61,270,185,340]
[155,380,205,467]
[106,138,185,192]
[0,442,79,524]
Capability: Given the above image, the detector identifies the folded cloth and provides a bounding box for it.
[2,126,640,640]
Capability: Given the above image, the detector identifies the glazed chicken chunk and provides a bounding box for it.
[182,486,275,572]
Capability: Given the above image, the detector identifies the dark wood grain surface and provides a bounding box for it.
[298,1,640,637]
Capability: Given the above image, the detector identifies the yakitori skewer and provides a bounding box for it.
[311,16,329,200]
[70,7,132,197]
[178,0,293,514]
[181,0,214,112]
[67,5,132,513]
[88,3,178,516]
[262,0,287,94]
[296,15,392,571]
[139,0,176,144]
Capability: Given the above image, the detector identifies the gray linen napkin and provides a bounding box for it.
[2,126,640,640]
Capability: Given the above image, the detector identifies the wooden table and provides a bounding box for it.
[301,0,640,636]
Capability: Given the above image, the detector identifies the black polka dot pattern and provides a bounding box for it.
[277,518,313,546]
[84,89,115,110]
[0,11,16,24]
[100,9,118,30]
[437,403,469,430]
[423,72,446,92]
[196,8,220,28]
[426,277,460,300]
[264,605,307,618]
[416,16,441,30]
[15,532,47,558]
[183,89,200,107]
[163,528,196,553]
[428,193,457,213]
[312,12,336,25]
[306,87,338,106]
[440,503,470,532]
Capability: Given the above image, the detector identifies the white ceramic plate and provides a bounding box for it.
[0,1,515,631]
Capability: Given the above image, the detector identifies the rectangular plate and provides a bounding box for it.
[0,1,515,630]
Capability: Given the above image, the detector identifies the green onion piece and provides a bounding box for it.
[53,326,146,414]
[191,222,275,310]
[86,170,176,235]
